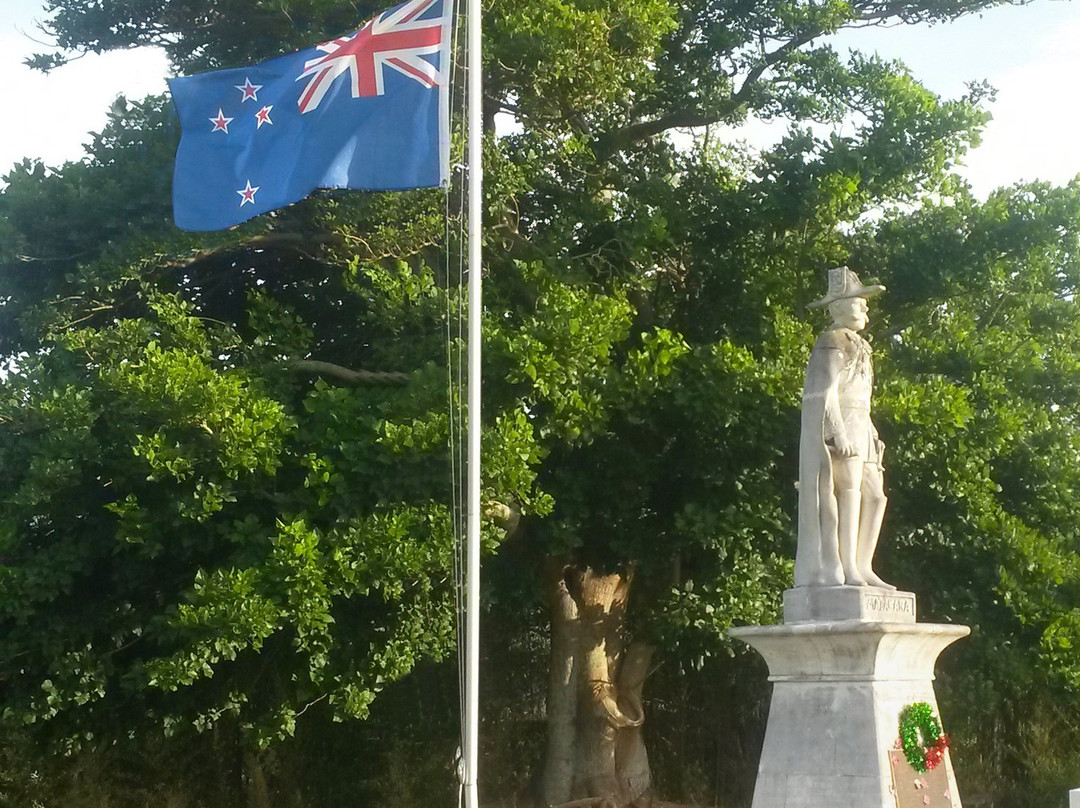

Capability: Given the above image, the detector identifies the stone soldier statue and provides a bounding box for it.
[795,267,895,589]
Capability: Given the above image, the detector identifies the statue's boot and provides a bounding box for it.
[836,488,867,586]
[857,493,895,590]
[811,473,844,586]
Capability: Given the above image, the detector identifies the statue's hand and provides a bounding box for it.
[828,435,857,458]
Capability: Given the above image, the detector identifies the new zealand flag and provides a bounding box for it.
[168,0,451,231]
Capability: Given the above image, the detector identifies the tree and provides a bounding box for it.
[1,0,1078,806]
[0,98,545,802]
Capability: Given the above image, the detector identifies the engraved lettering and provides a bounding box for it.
[863,595,914,617]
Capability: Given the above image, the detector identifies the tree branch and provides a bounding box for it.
[291,359,409,385]
[599,29,827,153]
[161,232,346,270]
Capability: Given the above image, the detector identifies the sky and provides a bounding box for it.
[830,0,1080,197]
[0,0,170,176]
[2,0,1080,198]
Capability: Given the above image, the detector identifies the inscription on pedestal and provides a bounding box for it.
[864,594,916,620]
[783,586,917,624]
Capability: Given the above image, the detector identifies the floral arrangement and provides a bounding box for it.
[898,702,950,773]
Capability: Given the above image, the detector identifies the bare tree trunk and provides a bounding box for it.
[542,561,582,806]
[242,748,271,808]
[614,643,655,807]
[574,570,641,805]
[540,564,655,808]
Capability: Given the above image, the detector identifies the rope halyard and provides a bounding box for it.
[444,0,470,800]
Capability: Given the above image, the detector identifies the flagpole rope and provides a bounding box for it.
[455,24,468,745]
[444,0,470,801]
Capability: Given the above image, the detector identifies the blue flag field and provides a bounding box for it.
[168,0,451,231]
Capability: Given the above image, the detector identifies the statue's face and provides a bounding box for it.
[829,296,869,331]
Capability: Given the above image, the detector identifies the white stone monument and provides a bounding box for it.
[730,269,969,808]
[1070,788,1079,808]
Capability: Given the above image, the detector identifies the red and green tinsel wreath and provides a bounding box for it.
[898,702,950,773]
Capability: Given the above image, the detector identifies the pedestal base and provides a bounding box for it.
[784,585,916,624]
[729,620,969,808]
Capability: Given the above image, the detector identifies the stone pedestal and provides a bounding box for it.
[783,585,917,624]
[1070,788,1079,808]
[729,588,968,808]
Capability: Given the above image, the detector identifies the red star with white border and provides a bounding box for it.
[255,105,274,128]
[209,109,233,133]
[235,77,262,102]
[237,180,260,206]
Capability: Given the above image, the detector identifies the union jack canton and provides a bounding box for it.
[169,0,451,231]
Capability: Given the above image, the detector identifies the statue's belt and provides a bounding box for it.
[801,392,871,410]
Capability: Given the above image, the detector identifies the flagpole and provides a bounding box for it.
[463,0,482,799]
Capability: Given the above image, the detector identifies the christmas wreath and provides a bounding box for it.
[898,702,950,773]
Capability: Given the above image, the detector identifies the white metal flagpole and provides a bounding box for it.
[463,0,482,799]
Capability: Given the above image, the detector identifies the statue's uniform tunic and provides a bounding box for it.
[795,326,883,586]
[829,328,882,469]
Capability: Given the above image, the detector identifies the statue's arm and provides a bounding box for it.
[806,343,854,457]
